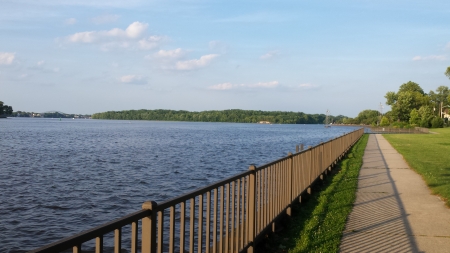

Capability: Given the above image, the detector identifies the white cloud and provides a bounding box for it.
[63,22,165,51]
[139,36,165,50]
[412,55,447,61]
[247,81,279,88]
[125,22,148,38]
[64,18,77,25]
[208,82,234,90]
[260,50,279,60]
[446,42,450,50]
[91,14,120,24]
[208,81,279,90]
[119,75,145,84]
[0,52,15,65]
[67,31,97,43]
[154,48,186,59]
[175,54,218,70]
[66,21,148,43]
[37,60,45,66]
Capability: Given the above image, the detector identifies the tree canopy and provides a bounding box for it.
[92,109,347,124]
[0,101,13,116]
[382,79,450,128]
[385,81,430,122]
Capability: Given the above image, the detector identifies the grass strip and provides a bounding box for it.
[262,134,368,253]
[383,129,450,207]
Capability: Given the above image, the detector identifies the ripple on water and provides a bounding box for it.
[0,119,358,251]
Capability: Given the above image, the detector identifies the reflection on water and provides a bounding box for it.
[0,118,358,252]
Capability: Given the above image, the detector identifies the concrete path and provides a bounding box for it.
[339,134,450,253]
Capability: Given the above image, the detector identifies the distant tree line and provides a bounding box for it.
[0,101,13,116]
[92,109,348,124]
[10,111,91,118]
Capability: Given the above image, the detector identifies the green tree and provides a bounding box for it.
[0,101,13,116]
[399,81,425,94]
[429,86,449,116]
[380,116,390,126]
[409,109,420,125]
[445,66,450,80]
[355,109,379,125]
[385,81,428,122]
[418,106,433,128]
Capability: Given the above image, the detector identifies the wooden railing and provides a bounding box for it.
[365,126,429,134]
[29,128,364,253]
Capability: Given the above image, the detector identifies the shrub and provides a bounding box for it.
[431,117,444,128]
[380,116,390,126]
[420,119,430,128]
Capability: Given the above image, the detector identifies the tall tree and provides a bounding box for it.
[429,86,449,116]
[445,66,450,80]
[385,81,428,122]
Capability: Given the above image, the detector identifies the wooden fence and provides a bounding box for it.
[29,128,364,253]
[365,126,429,134]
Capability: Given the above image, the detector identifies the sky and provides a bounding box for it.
[1,0,450,117]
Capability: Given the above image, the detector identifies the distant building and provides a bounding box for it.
[442,108,450,119]
[258,121,271,124]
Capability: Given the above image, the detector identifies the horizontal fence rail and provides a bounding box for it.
[29,128,364,253]
[365,126,429,134]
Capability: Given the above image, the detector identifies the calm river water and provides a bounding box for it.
[0,118,358,252]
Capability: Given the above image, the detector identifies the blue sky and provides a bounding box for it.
[1,0,449,116]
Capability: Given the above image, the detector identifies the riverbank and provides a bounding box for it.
[262,134,368,252]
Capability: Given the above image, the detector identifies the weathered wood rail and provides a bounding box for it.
[28,128,364,253]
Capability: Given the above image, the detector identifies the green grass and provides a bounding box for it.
[262,134,369,253]
[383,129,450,207]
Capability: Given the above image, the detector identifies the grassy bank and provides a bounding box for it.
[383,129,450,207]
[262,134,368,253]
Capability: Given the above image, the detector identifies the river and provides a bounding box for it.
[0,118,358,252]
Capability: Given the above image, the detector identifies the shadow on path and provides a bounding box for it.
[339,135,421,253]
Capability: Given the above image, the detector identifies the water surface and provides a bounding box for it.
[0,118,358,252]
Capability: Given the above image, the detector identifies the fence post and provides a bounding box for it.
[142,201,157,253]
[307,146,312,194]
[287,152,293,216]
[247,165,257,253]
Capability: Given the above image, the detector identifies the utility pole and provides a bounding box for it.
[378,102,384,125]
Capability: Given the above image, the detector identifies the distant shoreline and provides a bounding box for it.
[92,109,349,125]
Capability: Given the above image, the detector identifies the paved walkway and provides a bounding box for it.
[340,134,450,253]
